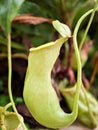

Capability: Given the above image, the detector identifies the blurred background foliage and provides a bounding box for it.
[0,0,98,129]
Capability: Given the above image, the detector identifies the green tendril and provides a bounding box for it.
[4,103,12,111]
[73,2,98,127]
[72,6,98,116]
[79,4,98,50]
[7,34,27,130]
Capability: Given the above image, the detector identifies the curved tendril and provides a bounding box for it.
[72,7,98,115]
[73,4,98,124]
[4,103,12,111]
[79,4,98,50]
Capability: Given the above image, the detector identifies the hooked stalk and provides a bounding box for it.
[73,2,98,126]
[72,3,98,116]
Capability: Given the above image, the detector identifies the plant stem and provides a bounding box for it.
[4,103,12,111]
[79,4,97,50]
[72,7,98,117]
[7,34,27,130]
[73,5,98,125]
[72,26,82,118]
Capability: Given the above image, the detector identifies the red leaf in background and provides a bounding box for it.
[13,14,53,25]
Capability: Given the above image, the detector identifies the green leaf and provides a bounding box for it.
[19,1,46,17]
[0,0,24,34]
[30,0,61,20]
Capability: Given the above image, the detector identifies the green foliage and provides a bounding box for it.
[0,95,9,106]
[30,0,61,19]
[19,1,46,17]
[60,84,98,128]
[0,0,24,34]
